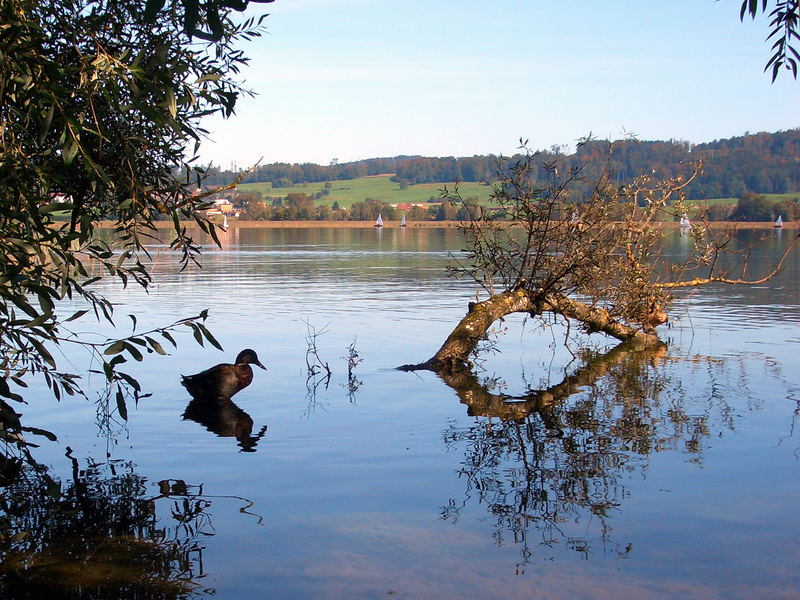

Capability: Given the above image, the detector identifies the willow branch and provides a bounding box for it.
[657,232,799,289]
[192,158,263,201]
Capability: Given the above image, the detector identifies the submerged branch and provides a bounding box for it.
[399,289,659,373]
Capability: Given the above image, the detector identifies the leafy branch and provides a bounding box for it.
[741,0,800,80]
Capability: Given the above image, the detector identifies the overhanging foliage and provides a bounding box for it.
[0,0,265,465]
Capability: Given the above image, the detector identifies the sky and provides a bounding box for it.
[198,0,800,169]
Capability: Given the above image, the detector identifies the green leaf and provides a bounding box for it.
[65,309,89,322]
[166,87,177,118]
[0,377,24,403]
[38,292,54,314]
[104,340,126,355]
[118,372,141,392]
[198,324,223,351]
[39,104,55,144]
[116,386,128,421]
[63,139,78,166]
[124,342,144,362]
[162,330,177,347]
[25,312,54,329]
[190,323,204,346]
[103,360,114,381]
[145,336,167,355]
[30,339,56,368]
[196,73,222,83]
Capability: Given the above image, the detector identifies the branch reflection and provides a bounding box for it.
[0,451,213,598]
[438,341,726,568]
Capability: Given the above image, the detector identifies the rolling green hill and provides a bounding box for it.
[236,175,799,222]
[237,175,494,208]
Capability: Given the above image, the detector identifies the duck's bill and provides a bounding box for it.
[256,361,267,370]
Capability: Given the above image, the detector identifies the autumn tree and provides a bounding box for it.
[402,141,799,372]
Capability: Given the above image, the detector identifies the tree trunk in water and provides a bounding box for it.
[399,288,660,372]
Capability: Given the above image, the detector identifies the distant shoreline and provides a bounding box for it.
[149,220,463,229]
[141,220,796,230]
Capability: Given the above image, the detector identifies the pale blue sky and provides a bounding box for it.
[199,0,800,169]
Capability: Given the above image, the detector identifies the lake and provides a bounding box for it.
[3,226,799,599]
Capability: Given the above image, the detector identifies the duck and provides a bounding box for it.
[180,349,266,402]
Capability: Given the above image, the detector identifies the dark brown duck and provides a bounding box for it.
[180,349,266,401]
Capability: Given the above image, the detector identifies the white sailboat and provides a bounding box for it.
[400,214,406,227]
[374,213,384,228]
[774,214,784,228]
[220,213,229,232]
[679,213,691,229]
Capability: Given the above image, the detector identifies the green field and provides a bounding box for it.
[695,197,737,206]
[694,192,800,207]
[238,176,800,210]
[237,175,494,208]
[761,192,800,202]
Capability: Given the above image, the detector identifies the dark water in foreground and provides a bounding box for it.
[3,227,799,599]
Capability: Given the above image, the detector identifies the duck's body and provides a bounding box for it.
[180,349,266,401]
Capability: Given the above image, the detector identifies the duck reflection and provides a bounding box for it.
[183,397,268,452]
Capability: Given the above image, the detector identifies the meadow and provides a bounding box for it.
[237,175,494,208]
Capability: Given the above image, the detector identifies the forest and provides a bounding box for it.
[202,129,800,202]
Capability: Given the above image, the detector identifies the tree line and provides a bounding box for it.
[203,129,800,201]
[239,192,481,222]
[233,189,797,224]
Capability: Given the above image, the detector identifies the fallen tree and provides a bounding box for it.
[401,140,799,373]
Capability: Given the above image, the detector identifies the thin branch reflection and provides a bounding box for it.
[0,452,213,598]
[437,341,742,568]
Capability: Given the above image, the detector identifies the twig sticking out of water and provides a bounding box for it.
[342,338,363,402]
[301,320,333,417]
[304,320,332,379]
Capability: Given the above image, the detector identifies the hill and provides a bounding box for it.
[237,176,492,208]
[201,129,800,202]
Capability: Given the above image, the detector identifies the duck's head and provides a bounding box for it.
[236,349,267,370]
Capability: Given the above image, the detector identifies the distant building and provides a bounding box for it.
[390,203,429,210]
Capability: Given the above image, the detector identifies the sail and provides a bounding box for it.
[775,214,783,228]
[375,213,384,227]
[401,214,406,227]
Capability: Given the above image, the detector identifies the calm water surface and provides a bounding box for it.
[5,226,800,599]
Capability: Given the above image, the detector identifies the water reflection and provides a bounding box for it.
[439,342,735,567]
[182,398,268,452]
[0,452,212,599]
[13,227,799,597]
